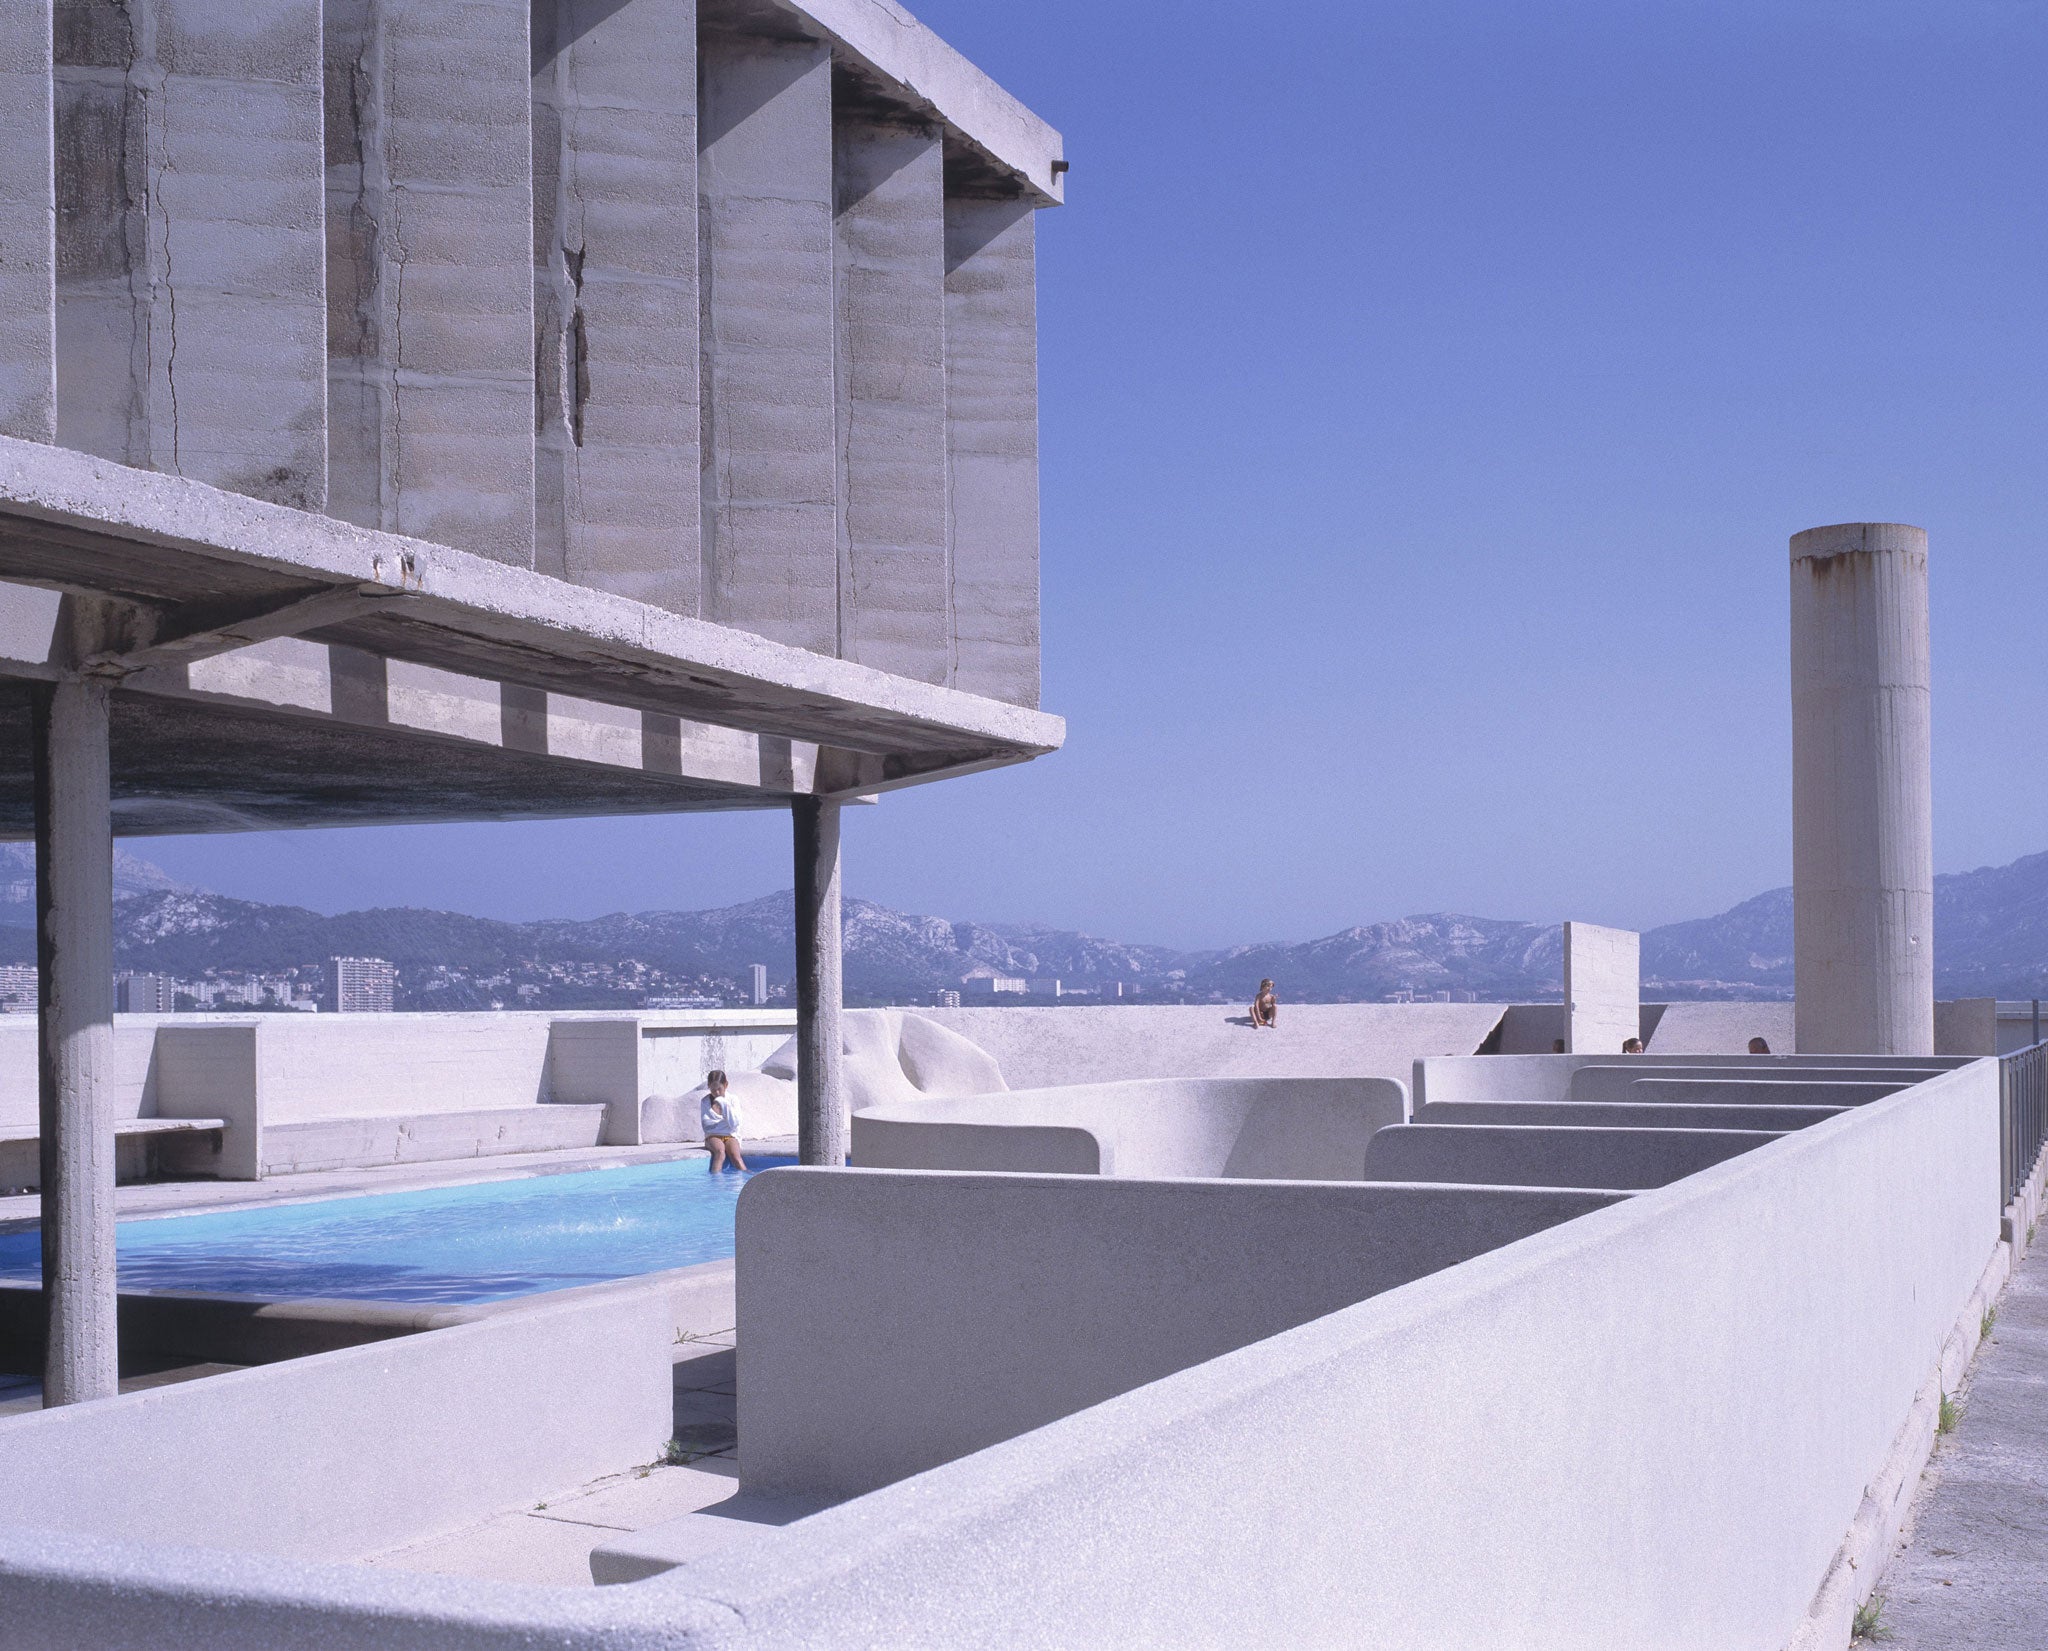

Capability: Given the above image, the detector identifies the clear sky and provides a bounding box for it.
[142,0,2048,949]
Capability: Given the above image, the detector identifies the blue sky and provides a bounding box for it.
[143,0,2048,948]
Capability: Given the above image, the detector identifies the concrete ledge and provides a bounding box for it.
[1414,1099,1849,1132]
[1573,1071,1909,1107]
[259,1105,607,1176]
[1361,1123,1784,1190]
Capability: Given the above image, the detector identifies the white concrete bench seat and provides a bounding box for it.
[0,1117,225,1146]
[1361,1123,1788,1191]
[259,1105,608,1177]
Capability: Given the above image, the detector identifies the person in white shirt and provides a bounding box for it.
[700,1069,748,1172]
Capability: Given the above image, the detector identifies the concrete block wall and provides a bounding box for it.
[0,2,54,443]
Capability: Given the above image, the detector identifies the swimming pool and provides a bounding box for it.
[0,1158,791,1305]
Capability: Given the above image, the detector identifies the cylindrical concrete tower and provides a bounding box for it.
[1790,522,1934,1055]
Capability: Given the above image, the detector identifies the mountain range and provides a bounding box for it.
[0,843,2044,1006]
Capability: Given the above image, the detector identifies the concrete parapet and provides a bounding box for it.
[1413,1099,1849,1133]
[853,1075,1407,1179]
[735,1169,1621,1500]
[1568,1067,1913,1106]
[1362,1122,1783,1190]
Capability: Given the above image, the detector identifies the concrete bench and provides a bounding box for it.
[1412,1100,1848,1133]
[0,1116,230,1191]
[259,1104,607,1176]
[1361,1124,1784,1191]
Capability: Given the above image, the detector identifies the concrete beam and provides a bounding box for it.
[698,29,840,654]
[531,0,700,612]
[944,192,1039,707]
[793,794,845,1165]
[1790,522,1934,1055]
[54,0,327,509]
[324,0,535,564]
[0,1,54,442]
[835,101,949,683]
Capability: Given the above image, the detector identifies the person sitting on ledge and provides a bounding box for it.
[700,1069,748,1173]
[1747,1036,1772,1054]
[1250,978,1279,1029]
[1621,1037,1645,1054]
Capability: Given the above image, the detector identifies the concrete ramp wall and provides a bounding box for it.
[1362,1122,1782,1190]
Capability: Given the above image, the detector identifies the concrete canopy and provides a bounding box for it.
[0,440,1064,831]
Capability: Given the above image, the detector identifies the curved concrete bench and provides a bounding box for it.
[854,1076,1407,1180]
[1362,1123,1784,1190]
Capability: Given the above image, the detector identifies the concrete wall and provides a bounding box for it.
[921,1002,1505,1087]
[736,1170,1623,1499]
[1412,1050,1965,1109]
[0,1282,671,1560]
[1935,996,1998,1057]
[1563,921,1639,1054]
[0,1,53,443]
[1361,1121,1782,1190]
[853,1076,1407,1179]
[1644,1000,1796,1054]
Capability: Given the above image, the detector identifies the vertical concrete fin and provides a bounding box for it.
[0,1,56,442]
[531,0,700,612]
[325,0,535,565]
[56,0,328,507]
[697,28,837,653]
[943,188,1040,708]
[833,94,948,683]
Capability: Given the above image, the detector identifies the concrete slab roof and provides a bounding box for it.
[0,440,1064,832]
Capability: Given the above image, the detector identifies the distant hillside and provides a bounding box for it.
[1,844,2045,1005]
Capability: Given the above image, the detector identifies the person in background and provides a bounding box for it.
[1747,1036,1772,1055]
[700,1069,747,1173]
[1621,1037,1645,1054]
[1250,979,1279,1029]
[1551,1038,1566,1054]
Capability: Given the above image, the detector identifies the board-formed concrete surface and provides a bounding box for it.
[1564,920,1640,1054]
[1870,1238,2048,1649]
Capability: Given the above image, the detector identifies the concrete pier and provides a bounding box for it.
[0,0,53,443]
[793,795,845,1166]
[32,604,120,1406]
[1791,521,1934,1056]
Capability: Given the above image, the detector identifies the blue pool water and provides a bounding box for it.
[0,1158,791,1305]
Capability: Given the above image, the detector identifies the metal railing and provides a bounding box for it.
[2000,1033,2048,1206]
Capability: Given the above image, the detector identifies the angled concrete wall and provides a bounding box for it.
[735,1171,1621,1499]
[55,0,326,507]
[0,2,54,443]
[530,0,700,610]
[1361,1121,1781,1190]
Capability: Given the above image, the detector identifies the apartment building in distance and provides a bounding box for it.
[323,957,398,1015]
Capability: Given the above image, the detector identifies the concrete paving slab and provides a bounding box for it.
[1873,1240,2048,1648]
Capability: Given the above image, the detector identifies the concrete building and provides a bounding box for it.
[749,965,769,1007]
[112,973,173,1014]
[323,957,397,1015]
[0,0,1064,1411]
[0,964,34,1011]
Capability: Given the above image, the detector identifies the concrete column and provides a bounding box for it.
[32,616,118,1405]
[531,0,699,611]
[0,0,55,442]
[792,795,844,1167]
[1791,522,1934,1056]
[325,0,535,564]
[698,31,838,653]
[834,107,949,683]
[943,193,1040,708]
[54,0,327,507]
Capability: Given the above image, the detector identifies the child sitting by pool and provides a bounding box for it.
[700,1070,748,1173]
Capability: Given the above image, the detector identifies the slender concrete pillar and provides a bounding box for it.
[1791,522,1934,1056]
[943,192,1040,708]
[531,0,700,611]
[792,795,844,1166]
[32,654,117,1405]
[834,106,949,682]
[0,0,55,442]
[698,31,838,653]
